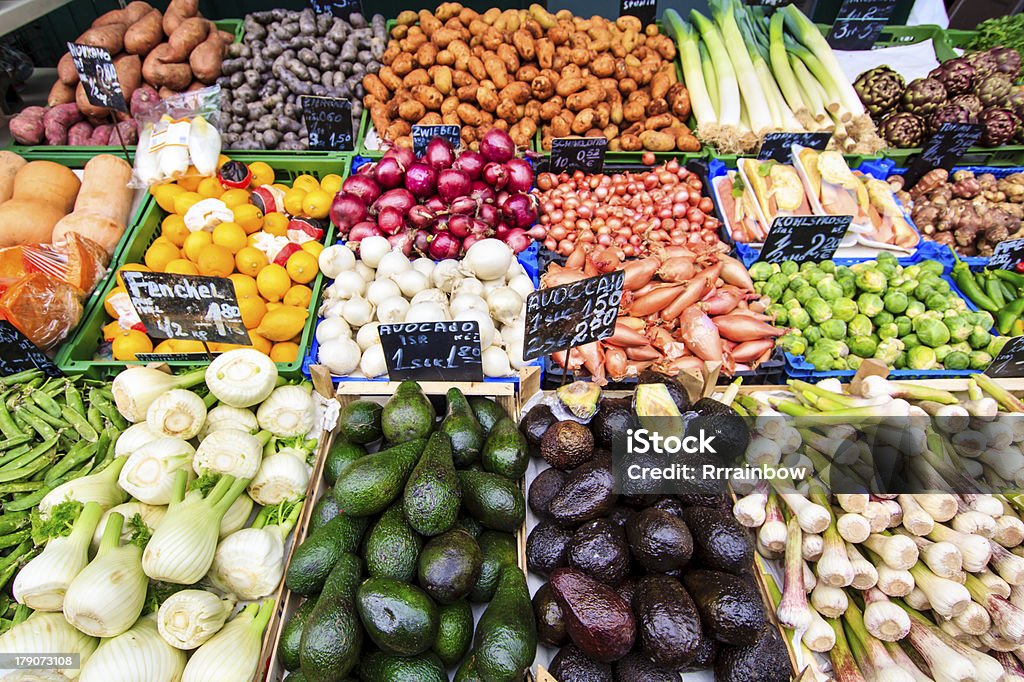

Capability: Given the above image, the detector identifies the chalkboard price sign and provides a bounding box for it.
[0,321,61,378]
[826,0,897,51]
[121,272,251,346]
[310,0,362,20]
[523,270,624,361]
[551,137,608,174]
[985,335,1024,378]
[136,352,217,363]
[903,123,983,189]
[987,238,1024,271]
[378,321,483,382]
[757,132,832,163]
[302,96,354,151]
[758,215,852,264]
[66,43,127,113]
[619,0,657,25]
[412,125,461,156]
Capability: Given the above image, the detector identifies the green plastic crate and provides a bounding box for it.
[55,154,351,379]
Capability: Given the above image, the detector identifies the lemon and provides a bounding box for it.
[198,244,235,277]
[165,259,199,275]
[175,339,206,353]
[262,212,289,237]
[293,175,321,193]
[220,188,250,208]
[239,296,268,329]
[112,330,153,360]
[116,263,150,288]
[255,305,309,342]
[152,184,185,213]
[145,240,181,272]
[212,222,248,253]
[183,231,213,262]
[232,204,264,234]
[286,250,318,284]
[235,246,269,277]
[300,241,324,258]
[172,191,203,216]
[229,273,259,298]
[283,188,307,216]
[161,214,190,246]
[177,169,202,192]
[249,162,274,187]
[302,189,332,219]
[320,173,343,195]
[257,264,290,302]
[101,320,122,341]
[283,284,313,308]
[197,176,225,199]
[152,339,177,353]
[246,331,273,355]
[270,342,299,363]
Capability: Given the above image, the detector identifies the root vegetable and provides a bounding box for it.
[9,107,46,145]
[124,10,165,55]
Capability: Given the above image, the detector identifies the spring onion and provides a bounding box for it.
[778,515,811,629]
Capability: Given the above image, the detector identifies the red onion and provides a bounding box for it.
[470,219,491,236]
[477,202,498,227]
[348,222,384,241]
[374,156,403,189]
[437,168,471,202]
[453,151,484,180]
[450,196,477,215]
[449,214,474,238]
[342,174,381,205]
[425,196,446,213]
[377,206,405,235]
[501,193,537,229]
[494,222,511,239]
[424,137,456,171]
[404,162,437,197]
[388,232,413,256]
[357,161,376,176]
[483,163,508,190]
[503,227,532,253]
[470,181,496,204]
[413,229,431,254]
[372,188,416,216]
[462,234,484,251]
[329,192,368,231]
[479,128,515,164]
[428,231,462,259]
[407,205,435,229]
[505,158,533,193]
[383,145,415,170]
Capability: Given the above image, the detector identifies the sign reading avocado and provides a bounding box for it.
[523,271,625,361]
[758,215,851,264]
[378,320,483,382]
[0,322,61,378]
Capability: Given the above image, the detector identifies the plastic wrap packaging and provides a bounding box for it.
[131,85,222,188]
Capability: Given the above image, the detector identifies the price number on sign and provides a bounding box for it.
[826,0,896,50]
[523,270,624,361]
[310,0,362,20]
[550,137,607,174]
[757,132,832,163]
[302,96,354,151]
[378,321,483,381]
[987,238,1024,271]
[758,215,852,264]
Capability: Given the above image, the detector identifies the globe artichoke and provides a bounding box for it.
[928,103,974,133]
[881,112,927,148]
[900,78,947,117]
[929,58,976,96]
[989,47,1022,80]
[950,93,984,119]
[976,73,1014,107]
[980,108,1021,147]
[854,66,906,117]
[1006,86,1024,120]
[966,50,999,77]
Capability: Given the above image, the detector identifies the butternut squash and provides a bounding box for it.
[51,155,133,256]
[0,152,27,205]
[0,162,80,247]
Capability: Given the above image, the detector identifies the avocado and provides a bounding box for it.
[519,403,557,446]
[284,673,310,682]
[323,438,367,487]
[636,370,692,412]
[632,574,706,669]
[679,505,753,574]
[468,396,507,435]
[540,420,594,470]
[548,460,617,526]
[615,575,639,608]
[453,654,485,681]
[680,634,717,672]
[338,399,383,444]
[651,497,687,519]
[403,431,461,537]
[381,381,436,444]
[590,397,638,451]
[550,567,636,663]
[457,513,483,539]
[286,514,369,596]
[472,564,537,682]
[556,381,601,419]
[482,417,529,479]
[605,506,634,528]
[714,626,791,682]
[457,469,525,532]
[333,438,427,516]
[685,397,750,464]
[526,520,572,577]
[613,652,679,682]
[307,491,342,534]
[356,576,439,656]
[440,387,486,467]
[433,599,474,667]
[471,530,518,602]
[418,528,483,604]
[278,598,315,671]
[298,553,364,681]
[533,582,568,647]
[682,570,767,646]
[359,650,447,682]
[550,643,613,682]
[528,467,566,518]
[625,508,693,573]
[567,519,631,586]
[364,504,422,582]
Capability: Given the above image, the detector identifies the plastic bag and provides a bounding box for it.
[130,85,222,189]
[0,273,83,352]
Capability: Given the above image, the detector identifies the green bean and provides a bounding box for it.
[29,391,63,419]
[0,530,29,552]
[0,482,41,495]
[17,403,66,430]
[12,407,56,440]
[60,406,98,443]
[0,437,56,473]
[64,384,85,417]
[0,370,41,386]
[45,442,97,484]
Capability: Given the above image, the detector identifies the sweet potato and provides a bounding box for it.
[168,17,210,61]
[143,45,192,91]
[124,9,164,55]
[189,32,224,84]
[67,121,94,146]
[57,53,79,86]
[76,24,127,55]
[47,81,75,107]
[95,1,152,27]
[43,104,83,145]
[163,0,199,36]
[130,84,159,117]
[8,107,46,145]
[89,125,113,146]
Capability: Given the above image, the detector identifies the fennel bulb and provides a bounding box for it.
[205,349,278,408]
[198,405,258,439]
[112,366,207,423]
[257,384,315,437]
[143,471,251,584]
[63,513,148,637]
[13,502,102,611]
[247,452,310,506]
[219,493,253,538]
[192,428,270,479]
[92,502,165,553]
[209,500,301,599]
[114,422,161,458]
[157,589,235,650]
[147,389,208,440]
[117,437,195,505]
[79,615,185,682]
[182,599,275,682]
[38,458,128,518]
[0,612,98,679]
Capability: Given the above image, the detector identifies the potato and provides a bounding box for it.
[639,130,674,151]
[416,42,438,68]
[364,74,389,101]
[566,87,602,112]
[168,17,210,61]
[397,99,426,121]
[75,53,142,120]
[8,107,46,145]
[433,65,453,94]
[403,69,431,87]
[76,24,127,55]
[47,80,75,107]
[456,103,481,125]
[476,86,498,113]
[124,9,164,55]
[163,0,199,36]
[95,1,152,27]
[143,45,191,91]
[412,84,443,110]
[189,32,224,84]
[57,53,79,87]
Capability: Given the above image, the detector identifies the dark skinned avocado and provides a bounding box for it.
[625,507,693,572]
[680,634,718,672]
[684,397,750,465]
[590,397,638,451]
[679,505,754,574]
[526,520,573,577]
[355,577,439,656]
[636,370,692,412]
[528,467,567,518]
[615,575,639,609]
[440,387,485,467]
[364,503,422,583]
[457,514,483,539]
[359,650,447,682]
[471,530,518,603]
[550,643,613,682]
[533,582,568,647]
[417,528,483,604]
[651,497,687,519]
[540,420,594,470]
[605,506,634,528]
[556,381,601,419]
[468,396,507,435]
[550,567,636,663]
[381,381,435,444]
[567,519,631,586]
[632,574,706,669]
[519,403,557,446]
[714,626,791,682]
[614,652,680,682]
[338,400,383,444]
[403,431,461,537]
[682,570,766,646]
[433,599,474,667]
[323,438,367,487]
[482,417,529,479]
[547,460,618,526]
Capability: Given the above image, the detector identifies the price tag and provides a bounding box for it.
[121,272,251,346]
[412,125,461,156]
[523,271,624,361]
[378,321,483,382]
[551,138,607,174]
[0,321,61,378]
[985,336,1024,378]
[757,132,832,163]
[758,215,852,264]
[302,96,354,151]
[902,123,984,189]
[310,0,361,20]
[826,0,897,50]
[987,238,1024,271]
[136,353,219,363]
[66,43,127,113]
[619,0,657,26]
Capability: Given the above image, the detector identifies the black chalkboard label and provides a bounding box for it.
[757,132,832,163]
[136,353,217,363]
[523,271,624,361]
[985,335,1024,378]
[758,215,852,264]
[310,0,361,20]
[412,125,461,156]
[620,0,657,25]
[120,272,251,346]
[826,0,896,50]
[0,321,61,378]
[378,321,483,382]
[551,138,607,174]
[903,123,983,189]
[66,43,127,113]
[988,238,1024,271]
[302,96,354,151]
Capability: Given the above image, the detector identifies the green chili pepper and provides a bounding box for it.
[986,274,1007,308]
[996,296,1024,335]
[954,263,1000,313]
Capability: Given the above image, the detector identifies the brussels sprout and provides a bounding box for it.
[883,290,909,314]
[777,333,807,356]
[817,277,844,302]
[800,260,818,272]
[789,276,809,291]
[906,300,926,318]
[950,341,972,355]
[973,311,995,330]
[806,297,833,324]
[897,280,919,295]
[894,352,907,369]
[988,336,1008,357]
[788,308,811,330]
[857,293,885,317]
[820,319,848,340]
[796,287,818,306]
[849,337,879,358]
[819,260,837,274]
[919,260,944,277]
[944,351,970,370]
[782,288,798,303]
[854,267,888,294]
[807,270,828,287]
[895,316,912,337]
[878,323,899,340]
[806,350,833,370]
[926,293,950,311]
[748,261,775,282]
[761,281,785,303]
[902,334,921,350]
[943,315,973,342]
[849,314,873,338]
[840,278,857,299]
[804,327,823,345]
[912,317,951,348]
[875,338,904,365]
[907,346,938,370]
[831,297,859,322]
[768,272,789,290]
[765,304,788,326]
[969,351,993,370]
[903,265,922,280]
[934,345,953,362]
[780,261,799,276]
[847,356,864,370]
[785,298,804,310]
[933,279,951,296]
[873,311,895,327]
[875,259,898,279]
[914,282,936,302]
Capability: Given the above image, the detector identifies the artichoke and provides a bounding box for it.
[928,58,976,96]
[900,78,947,117]
[854,66,906,117]
[950,93,984,119]
[989,47,1022,80]
[928,103,974,133]
[1006,86,1024,120]
[881,112,927,148]
[976,73,1014,107]
[980,108,1021,147]
[966,50,999,77]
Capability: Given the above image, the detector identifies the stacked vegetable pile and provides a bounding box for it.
[0,349,319,680]
[665,1,884,154]
[363,4,698,153]
[730,376,1024,681]
[331,129,538,257]
[854,47,1023,149]
[277,382,535,681]
[218,10,386,151]
[760,254,1001,372]
[952,262,1024,336]
[969,14,1024,54]
[316,237,534,378]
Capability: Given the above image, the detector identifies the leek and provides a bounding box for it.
[780,4,865,116]
[710,0,772,133]
[157,589,235,650]
[699,42,720,120]
[664,11,716,129]
[210,499,302,599]
[182,598,275,682]
[689,10,739,127]
[79,615,185,682]
[768,12,809,125]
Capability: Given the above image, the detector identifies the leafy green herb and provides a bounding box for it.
[190,472,220,496]
[29,500,83,546]
[968,15,1024,55]
[127,513,152,549]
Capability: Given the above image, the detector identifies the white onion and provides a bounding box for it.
[356,323,381,350]
[317,244,355,278]
[507,274,535,300]
[450,295,489,316]
[341,295,374,327]
[359,236,390,268]
[463,238,513,281]
[366,278,401,306]
[488,287,524,326]
[432,259,462,293]
[481,278,505,295]
[482,345,513,377]
[412,258,435,278]
[505,258,525,281]
[454,278,485,297]
[392,269,428,298]
[377,296,409,324]
[376,251,412,279]
[455,309,495,348]
[360,344,386,378]
[355,261,374,281]
[501,322,525,343]
[319,337,361,375]
[315,317,351,344]
[329,271,365,299]
[506,337,531,369]
[411,289,447,306]
[405,302,448,323]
